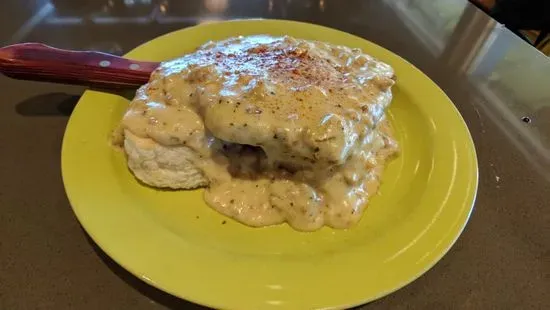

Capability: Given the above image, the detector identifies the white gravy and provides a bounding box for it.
[119,35,398,231]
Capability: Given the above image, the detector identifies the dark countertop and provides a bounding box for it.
[1,1,549,309]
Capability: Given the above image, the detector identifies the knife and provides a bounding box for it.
[0,43,160,88]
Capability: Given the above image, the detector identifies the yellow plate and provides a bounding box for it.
[62,20,478,309]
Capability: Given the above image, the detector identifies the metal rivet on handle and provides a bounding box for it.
[99,60,111,67]
[129,63,140,70]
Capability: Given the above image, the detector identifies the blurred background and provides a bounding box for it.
[4,1,549,55]
[473,0,550,55]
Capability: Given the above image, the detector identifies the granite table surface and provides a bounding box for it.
[0,0,548,309]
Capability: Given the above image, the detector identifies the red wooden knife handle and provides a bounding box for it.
[0,43,160,88]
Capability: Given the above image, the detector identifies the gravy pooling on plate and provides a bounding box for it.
[117,35,398,231]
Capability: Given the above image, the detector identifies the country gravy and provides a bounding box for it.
[119,35,398,231]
